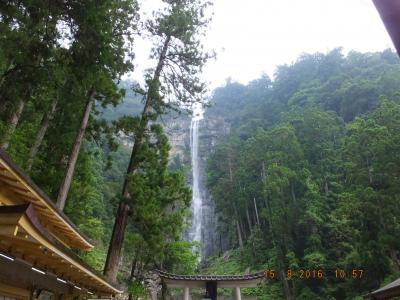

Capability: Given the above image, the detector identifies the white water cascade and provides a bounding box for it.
[189,116,202,243]
[187,104,219,260]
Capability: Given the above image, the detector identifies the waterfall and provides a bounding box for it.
[189,117,202,243]
[187,106,219,260]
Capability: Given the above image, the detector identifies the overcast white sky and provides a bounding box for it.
[129,0,394,90]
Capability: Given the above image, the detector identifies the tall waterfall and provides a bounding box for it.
[189,117,202,243]
[187,107,219,260]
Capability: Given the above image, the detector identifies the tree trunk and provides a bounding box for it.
[282,270,294,300]
[240,218,247,240]
[246,207,252,232]
[368,167,374,186]
[236,219,243,248]
[26,98,58,171]
[261,161,267,181]
[219,233,223,256]
[128,250,140,300]
[0,60,15,115]
[253,197,260,225]
[228,162,233,182]
[290,183,297,204]
[324,177,329,195]
[0,59,15,90]
[104,200,130,282]
[56,89,95,210]
[0,99,25,150]
[390,249,400,272]
[104,35,171,283]
[0,96,7,115]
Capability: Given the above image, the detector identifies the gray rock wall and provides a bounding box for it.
[164,114,230,259]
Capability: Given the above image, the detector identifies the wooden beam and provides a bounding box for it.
[35,207,55,217]
[52,225,75,235]
[0,209,117,293]
[2,191,93,251]
[373,0,400,56]
[12,189,42,203]
[0,224,19,236]
[0,237,42,252]
[0,183,22,194]
[0,282,30,300]
[0,186,25,205]
[0,177,28,192]
[1,240,85,283]
[0,156,94,251]
[0,171,17,182]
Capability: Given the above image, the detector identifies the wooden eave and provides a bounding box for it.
[0,204,122,295]
[0,149,93,250]
[364,277,400,299]
[373,0,400,56]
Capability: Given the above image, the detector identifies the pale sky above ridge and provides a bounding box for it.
[128,0,395,90]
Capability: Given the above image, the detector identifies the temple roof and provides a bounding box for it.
[0,149,93,250]
[158,271,265,288]
[0,203,122,295]
[373,0,400,55]
[158,270,265,281]
[365,278,400,299]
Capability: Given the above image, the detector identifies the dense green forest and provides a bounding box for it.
[204,48,400,299]
[0,0,210,296]
[2,0,400,299]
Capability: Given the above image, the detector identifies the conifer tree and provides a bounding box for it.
[55,0,138,210]
[104,0,213,282]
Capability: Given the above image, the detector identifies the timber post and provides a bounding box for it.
[234,286,242,300]
[183,286,190,300]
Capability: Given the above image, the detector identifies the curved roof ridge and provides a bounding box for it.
[156,270,265,281]
[0,203,121,294]
[0,149,93,249]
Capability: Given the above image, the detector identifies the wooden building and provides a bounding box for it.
[0,149,121,299]
[158,271,265,300]
[373,0,400,56]
[366,278,400,299]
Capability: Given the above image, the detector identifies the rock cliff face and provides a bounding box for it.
[164,113,231,164]
[163,116,191,166]
[164,113,230,259]
[113,109,231,259]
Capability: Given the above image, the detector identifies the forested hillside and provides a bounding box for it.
[2,0,400,298]
[100,80,143,121]
[204,49,400,299]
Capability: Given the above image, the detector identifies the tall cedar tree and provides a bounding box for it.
[0,1,138,210]
[0,0,65,149]
[104,0,213,282]
[55,0,138,210]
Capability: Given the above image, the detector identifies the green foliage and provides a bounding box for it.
[120,123,194,283]
[78,247,107,271]
[205,49,400,299]
[128,281,148,300]
[164,240,199,274]
[100,80,144,121]
[3,6,400,297]
[204,250,244,275]
[0,0,139,264]
[140,0,214,116]
[0,0,200,295]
